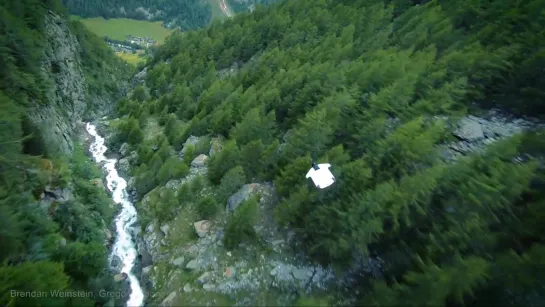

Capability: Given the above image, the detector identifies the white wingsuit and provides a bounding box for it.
[306,163,335,189]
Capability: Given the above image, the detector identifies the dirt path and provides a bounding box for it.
[218,0,234,17]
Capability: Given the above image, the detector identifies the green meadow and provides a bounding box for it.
[73,16,173,43]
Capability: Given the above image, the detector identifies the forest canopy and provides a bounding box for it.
[115,0,545,305]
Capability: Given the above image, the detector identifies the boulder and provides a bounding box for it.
[171,257,185,267]
[191,154,209,168]
[114,273,128,282]
[194,220,212,238]
[185,259,198,270]
[160,291,177,307]
[223,266,235,278]
[197,272,211,284]
[453,116,484,141]
[117,158,130,176]
[226,183,262,211]
[203,284,215,291]
[119,143,130,157]
[160,224,170,236]
[142,266,153,276]
[183,283,193,293]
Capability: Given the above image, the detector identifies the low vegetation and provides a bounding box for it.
[76,17,173,43]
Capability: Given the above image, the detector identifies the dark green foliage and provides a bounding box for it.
[144,187,179,222]
[223,197,259,250]
[119,0,545,304]
[157,156,190,185]
[196,196,219,219]
[0,261,70,306]
[207,140,240,185]
[131,85,148,102]
[62,0,211,31]
[217,166,246,203]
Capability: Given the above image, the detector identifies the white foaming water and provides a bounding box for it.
[86,123,144,307]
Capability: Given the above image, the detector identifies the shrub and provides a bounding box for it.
[223,197,258,250]
[196,196,219,219]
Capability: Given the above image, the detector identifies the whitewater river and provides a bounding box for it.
[86,123,144,307]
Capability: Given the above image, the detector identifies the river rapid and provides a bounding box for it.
[86,123,144,307]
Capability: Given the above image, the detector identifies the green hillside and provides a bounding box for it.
[112,0,545,305]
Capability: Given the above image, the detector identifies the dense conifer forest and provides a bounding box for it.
[114,0,545,305]
[1,0,545,305]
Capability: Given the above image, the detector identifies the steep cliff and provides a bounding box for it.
[27,11,129,156]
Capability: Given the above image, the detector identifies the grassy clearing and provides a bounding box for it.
[115,52,145,66]
[75,16,173,43]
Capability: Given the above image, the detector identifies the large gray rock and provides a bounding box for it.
[160,224,170,236]
[194,220,212,238]
[43,185,73,203]
[119,143,130,157]
[117,158,131,176]
[226,183,263,211]
[171,257,185,267]
[191,154,209,168]
[185,259,198,270]
[453,116,484,141]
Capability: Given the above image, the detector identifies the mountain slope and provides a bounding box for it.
[0,0,133,305]
[110,0,545,305]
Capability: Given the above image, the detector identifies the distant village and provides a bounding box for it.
[105,35,157,53]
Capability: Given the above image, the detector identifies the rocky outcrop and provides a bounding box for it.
[191,154,209,168]
[28,12,88,156]
[132,67,148,87]
[441,110,544,161]
[179,135,202,158]
[226,183,275,211]
[27,12,127,156]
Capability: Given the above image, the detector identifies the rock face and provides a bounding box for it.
[132,67,148,87]
[119,143,131,157]
[117,158,131,177]
[442,110,544,160]
[28,12,87,155]
[28,12,127,156]
[226,183,266,211]
[143,222,165,262]
[453,116,485,141]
